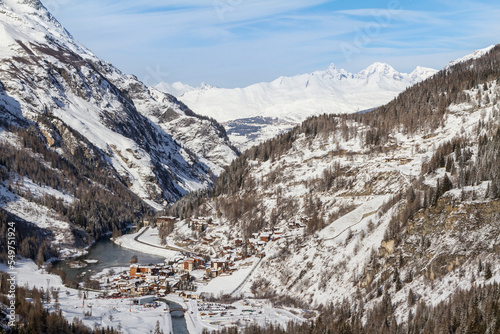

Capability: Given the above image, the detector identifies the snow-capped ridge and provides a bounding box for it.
[319,63,347,79]
[358,62,399,77]
[445,45,495,70]
[410,66,438,80]
[0,0,95,60]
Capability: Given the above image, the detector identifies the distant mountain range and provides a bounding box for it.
[157,63,438,150]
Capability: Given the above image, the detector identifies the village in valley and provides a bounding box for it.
[101,215,307,300]
[71,215,313,331]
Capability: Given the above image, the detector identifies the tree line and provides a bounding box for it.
[207,283,500,334]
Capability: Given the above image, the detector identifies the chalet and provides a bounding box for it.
[137,284,150,294]
[180,259,195,272]
[260,235,271,242]
[178,238,197,247]
[212,261,229,272]
[180,292,199,300]
[130,265,152,278]
[193,256,205,268]
[178,256,205,272]
[206,267,222,278]
[156,216,177,226]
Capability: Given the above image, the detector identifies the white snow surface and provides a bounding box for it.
[158,63,437,123]
[113,227,180,260]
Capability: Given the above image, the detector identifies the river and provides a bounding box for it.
[55,237,166,281]
[162,299,190,334]
[55,236,190,334]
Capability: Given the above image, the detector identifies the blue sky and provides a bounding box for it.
[51,0,500,88]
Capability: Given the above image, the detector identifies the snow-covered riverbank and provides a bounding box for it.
[113,227,180,260]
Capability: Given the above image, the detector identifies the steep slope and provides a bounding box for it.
[157,63,437,150]
[165,45,500,324]
[0,0,237,256]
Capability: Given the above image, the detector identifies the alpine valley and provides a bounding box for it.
[1,1,500,334]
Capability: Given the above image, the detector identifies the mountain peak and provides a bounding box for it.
[1,0,45,13]
[0,0,94,60]
[360,62,398,76]
[322,63,351,80]
[410,66,438,80]
[326,63,338,71]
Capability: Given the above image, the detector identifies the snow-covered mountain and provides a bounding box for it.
[0,0,238,254]
[0,0,237,198]
[157,63,437,150]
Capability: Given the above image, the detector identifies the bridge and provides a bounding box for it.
[169,307,187,313]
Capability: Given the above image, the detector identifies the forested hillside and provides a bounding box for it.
[166,44,500,328]
[207,283,500,334]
